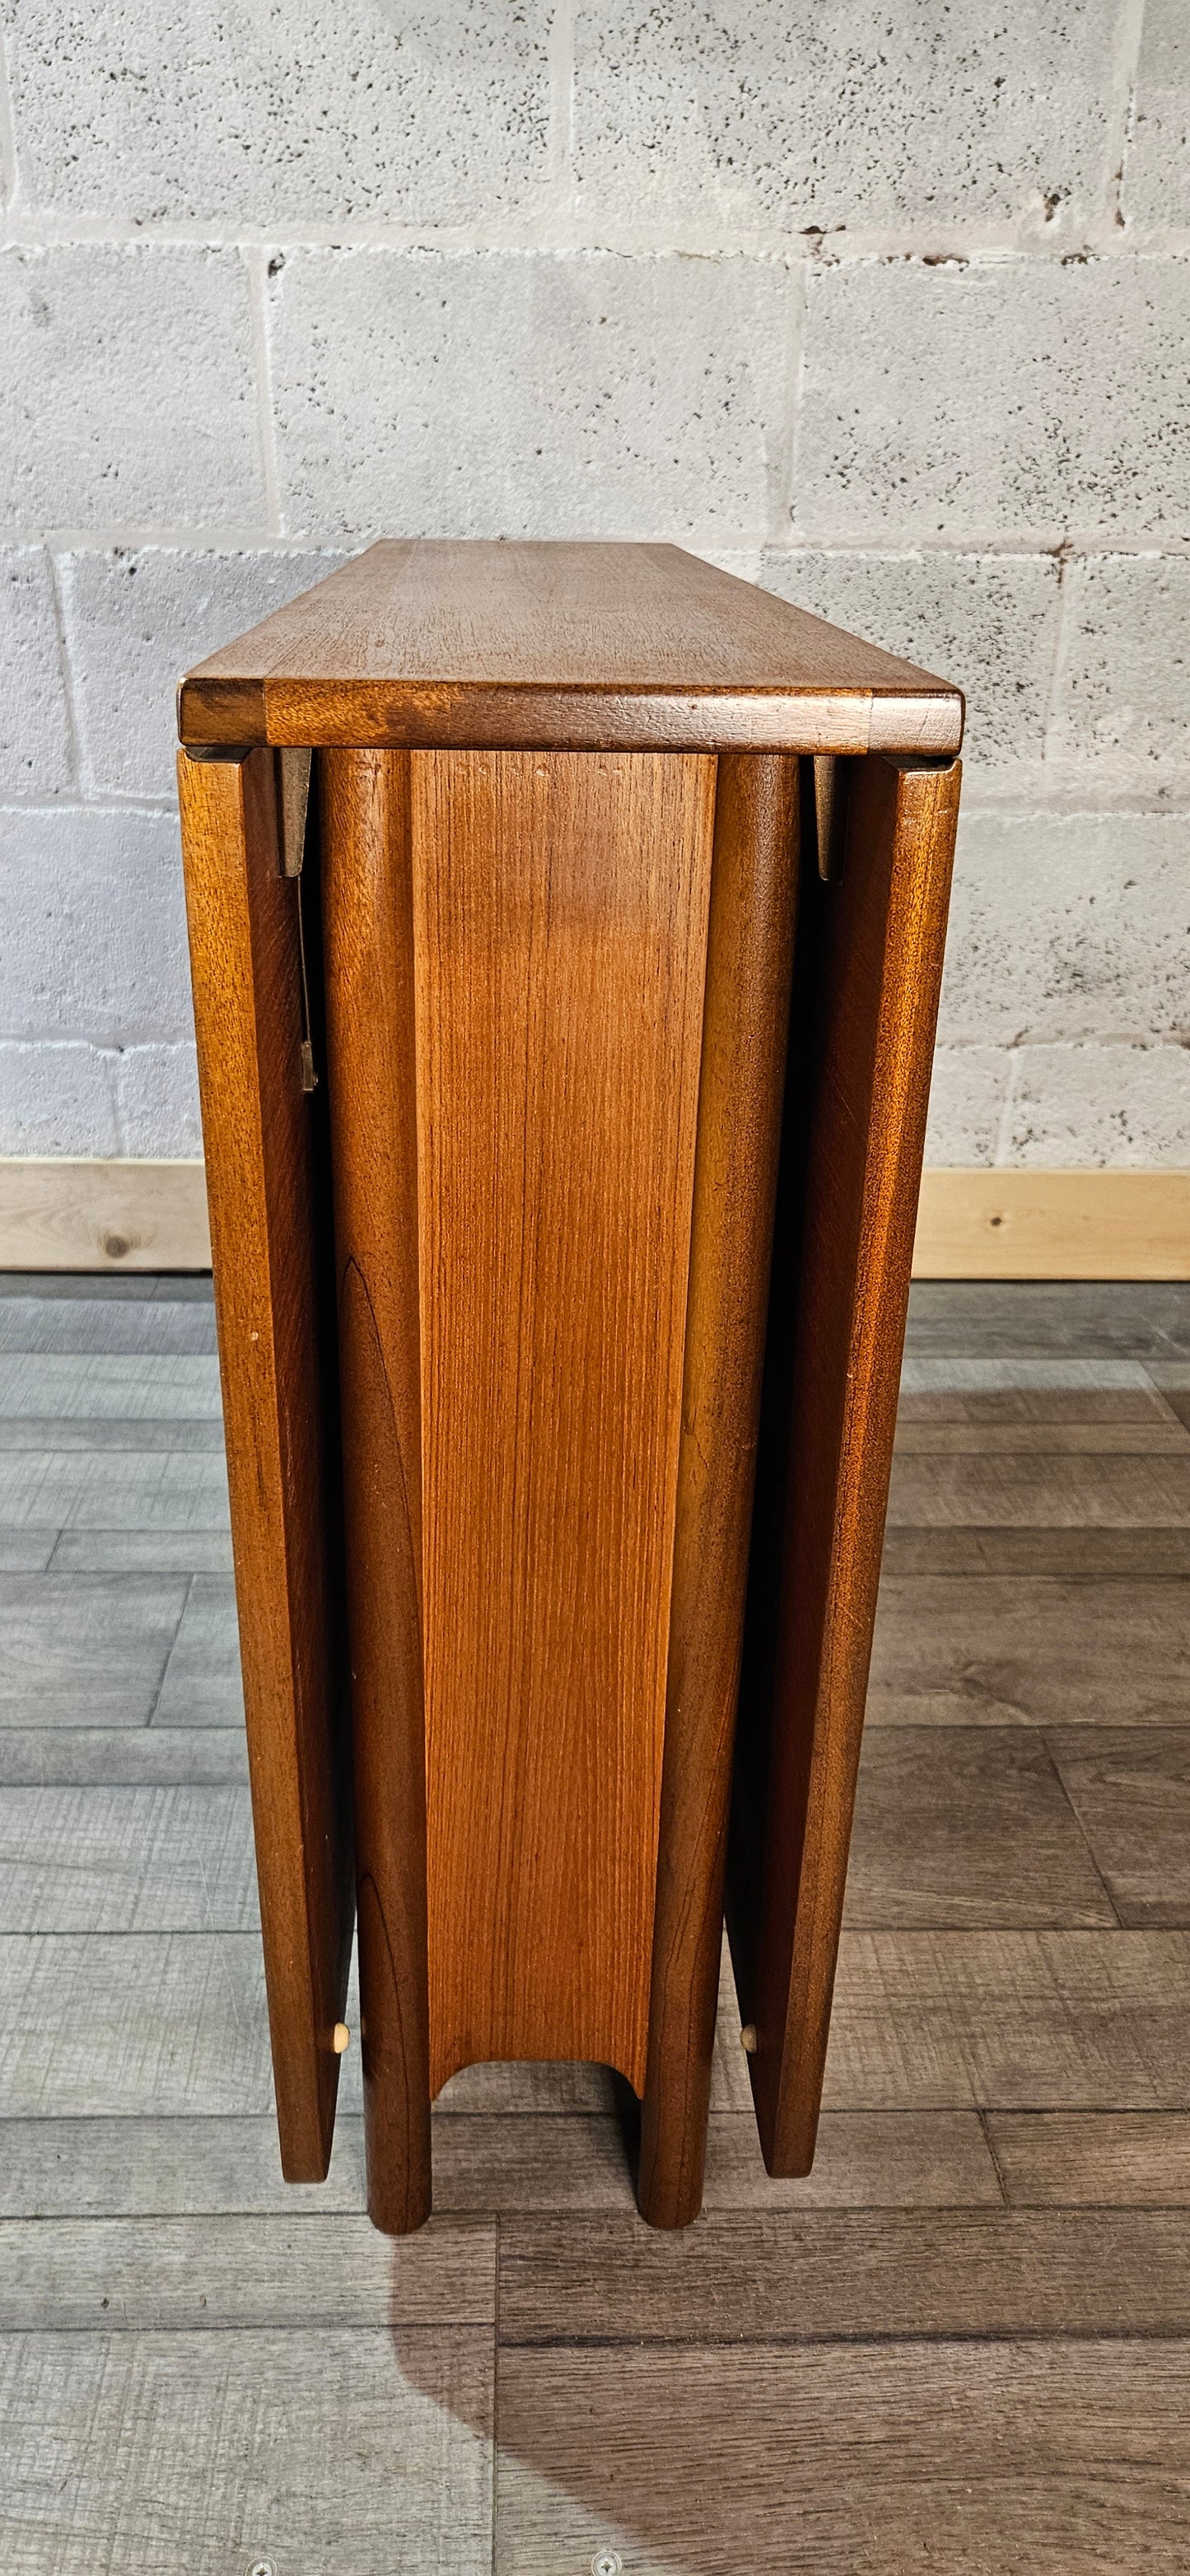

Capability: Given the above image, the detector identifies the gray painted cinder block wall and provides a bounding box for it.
[1,2,1187,1166]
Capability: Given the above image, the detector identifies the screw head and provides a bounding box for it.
[247,2560,277,2576]
[592,2553,623,2576]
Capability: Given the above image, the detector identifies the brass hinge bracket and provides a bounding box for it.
[276,749,319,1090]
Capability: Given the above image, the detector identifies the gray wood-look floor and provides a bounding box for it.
[1,1272,1188,2575]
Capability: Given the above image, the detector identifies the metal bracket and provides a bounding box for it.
[278,746,312,878]
[275,748,319,1090]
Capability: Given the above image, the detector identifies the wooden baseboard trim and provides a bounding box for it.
[0,1159,212,1272]
[913,1167,1190,1281]
[0,1159,1187,1281]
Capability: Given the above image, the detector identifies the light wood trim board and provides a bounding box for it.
[1,1160,1188,1281]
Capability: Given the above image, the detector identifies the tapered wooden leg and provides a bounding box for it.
[178,744,352,2183]
[320,749,432,2233]
[729,752,962,2177]
[637,754,800,2228]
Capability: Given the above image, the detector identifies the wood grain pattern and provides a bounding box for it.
[177,745,352,2181]
[497,2206,1190,2343]
[320,748,432,2233]
[0,2327,494,2576]
[0,1932,273,2116]
[886,1445,1190,1526]
[730,753,961,2177]
[824,1928,1190,2109]
[1045,1727,1190,1926]
[913,1165,1190,1281]
[414,750,715,2096]
[637,753,799,2228]
[867,1574,1190,1726]
[0,1155,210,1272]
[0,1731,249,1788]
[495,2339,1190,2575]
[987,2111,1190,2205]
[179,541,964,757]
[0,1785,256,1930]
[843,1729,1117,1929]
[9,1160,1188,1286]
[0,2213,494,2331]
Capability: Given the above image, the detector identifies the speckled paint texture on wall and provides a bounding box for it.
[0,1,1186,1165]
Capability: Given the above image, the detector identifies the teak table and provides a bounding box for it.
[177,540,963,2233]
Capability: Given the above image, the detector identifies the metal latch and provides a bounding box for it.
[276,749,318,1090]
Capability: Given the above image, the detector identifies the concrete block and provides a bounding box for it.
[269,248,794,541]
[116,1043,203,1159]
[938,812,1190,1049]
[797,258,1190,544]
[0,1043,119,1156]
[7,0,551,225]
[1122,0,1190,230]
[0,805,190,1045]
[0,246,266,530]
[574,1,1122,234]
[1009,1043,1190,1168]
[1051,556,1190,782]
[924,1047,1012,1166]
[61,548,347,798]
[0,549,72,796]
[759,549,1059,773]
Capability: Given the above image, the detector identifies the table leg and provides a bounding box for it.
[320,748,432,2233]
[637,753,799,2227]
[730,751,961,2177]
[178,744,352,2182]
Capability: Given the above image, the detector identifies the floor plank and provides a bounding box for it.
[0,1297,218,1356]
[0,1530,59,1572]
[0,1788,257,1932]
[49,1531,235,1575]
[1046,1729,1190,1926]
[0,1575,187,1726]
[886,1449,1190,1528]
[0,1730,249,1787]
[879,1525,1190,1576]
[700,2107,1002,2209]
[844,1730,1116,1926]
[497,2206,1190,2342]
[152,1575,244,1726]
[0,2214,493,2331]
[901,1356,1160,1393]
[823,1930,1190,2109]
[904,1281,1190,1359]
[894,1417,1190,1453]
[0,1419,225,1452]
[0,1933,274,2116]
[0,2326,493,2576]
[898,1381,1180,1421]
[494,2339,1190,2576]
[867,1575,1190,1724]
[0,1453,230,1532]
[0,1276,213,1303]
[987,2112,1190,2205]
[438,2106,1003,2214]
[0,1352,221,1419]
[0,2104,1003,2222]
[0,2116,368,2219]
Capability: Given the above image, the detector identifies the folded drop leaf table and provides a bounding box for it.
[177,540,963,2232]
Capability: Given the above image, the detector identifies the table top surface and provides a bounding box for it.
[179,540,964,758]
